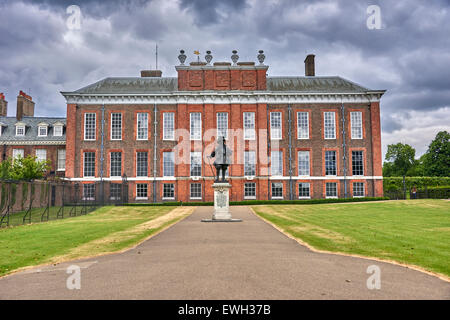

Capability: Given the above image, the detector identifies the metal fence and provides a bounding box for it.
[384,187,450,200]
[0,179,129,228]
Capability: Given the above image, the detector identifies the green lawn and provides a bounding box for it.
[252,199,450,278]
[0,206,192,277]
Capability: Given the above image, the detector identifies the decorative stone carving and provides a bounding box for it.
[201,182,242,222]
[178,49,187,65]
[257,50,265,65]
[231,50,239,65]
[205,50,213,65]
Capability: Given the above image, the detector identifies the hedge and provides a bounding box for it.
[122,197,389,207]
[383,177,450,191]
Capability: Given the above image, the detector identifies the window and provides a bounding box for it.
[244,183,256,199]
[326,182,337,198]
[57,149,66,171]
[352,151,364,176]
[190,152,202,177]
[110,184,122,200]
[110,152,122,177]
[353,182,365,197]
[111,113,122,140]
[298,183,310,198]
[136,152,148,177]
[83,152,95,177]
[270,112,282,140]
[297,112,309,139]
[244,151,256,176]
[12,149,24,160]
[163,183,175,199]
[298,151,310,176]
[163,113,174,140]
[271,151,283,176]
[190,184,202,199]
[54,125,63,137]
[16,125,25,136]
[325,150,337,176]
[190,113,202,140]
[243,112,255,140]
[38,126,47,137]
[84,113,96,140]
[324,112,336,139]
[271,182,283,199]
[163,152,174,177]
[35,149,47,163]
[351,112,363,139]
[217,112,228,139]
[83,184,95,200]
[137,113,148,140]
[136,183,148,199]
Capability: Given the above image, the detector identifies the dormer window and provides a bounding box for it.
[53,121,64,136]
[16,125,25,136]
[37,122,49,137]
[38,126,48,137]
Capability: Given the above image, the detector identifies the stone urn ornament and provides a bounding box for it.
[257,50,265,65]
[178,49,187,65]
[205,50,213,65]
[231,50,239,65]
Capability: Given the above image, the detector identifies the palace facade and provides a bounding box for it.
[61,51,385,202]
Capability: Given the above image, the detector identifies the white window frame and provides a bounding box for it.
[163,113,175,140]
[83,152,96,177]
[297,112,309,139]
[324,112,336,139]
[271,151,283,176]
[110,113,122,140]
[12,149,24,160]
[271,182,283,199]
[298,151,310,176]
[190,113,202,141]
[244,182,256,199]
[270,112,282,140]
[136,183,148,200]
[38,126,48,137]
[35,149,47,163]
[136,151,148,177]
[110,151,122,177]
[190,152,202,177]
[350,111,363,139]
[53,125,63,137]
[353,182,365,198]
[137,113,148,140]
[163,152,175,177]
[325,182,338,199]
[163,183,175,200]
[84,113,96,141]
[217,112,228,139]
[16,125,25,137]
[298,182,311,199]
[57,149,66,171]
[243,112,256,140]
[244,151,256,177]
[190,183,202,200]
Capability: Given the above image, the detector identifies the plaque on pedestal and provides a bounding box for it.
[201,182,242,222]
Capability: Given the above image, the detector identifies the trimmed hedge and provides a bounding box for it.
[122,197,389,207]
[383,177,450,191]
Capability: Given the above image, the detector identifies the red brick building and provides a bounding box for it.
[61,50,384,202]
[0,91,66,176]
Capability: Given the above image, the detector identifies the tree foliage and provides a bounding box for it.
[383,143,416,177]
[422,131,450,177]
[0,155,50,181]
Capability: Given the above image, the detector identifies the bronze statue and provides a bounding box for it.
[210,137,232,182]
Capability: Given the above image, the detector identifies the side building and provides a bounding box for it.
[0,91,66,177]
[61,51,385,202]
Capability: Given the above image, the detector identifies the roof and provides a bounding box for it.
[64,76,375,95]
[0,116,66,144]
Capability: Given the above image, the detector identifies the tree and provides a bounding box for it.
[422,131,450,177]
[383,143,416,177]
[0,155,50,181]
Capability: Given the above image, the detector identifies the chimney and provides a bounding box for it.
[140,70,162,77]
[0,93,7,117]
[304,54,315,76]
[16,90,35,120]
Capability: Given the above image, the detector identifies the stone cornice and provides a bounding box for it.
[0,140,66,145]
[61,91,384,105]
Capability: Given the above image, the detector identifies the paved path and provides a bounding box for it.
[0,206,449,299]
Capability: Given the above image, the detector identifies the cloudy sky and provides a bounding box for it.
[0,0,449,158]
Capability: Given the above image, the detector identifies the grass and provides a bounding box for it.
[252,199,450,278]
[0,205,193,277]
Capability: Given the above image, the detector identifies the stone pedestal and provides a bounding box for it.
[202,182,242,222]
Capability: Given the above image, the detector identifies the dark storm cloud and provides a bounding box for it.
[0,0,449,156]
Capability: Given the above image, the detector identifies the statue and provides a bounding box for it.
[210,137,232,182]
